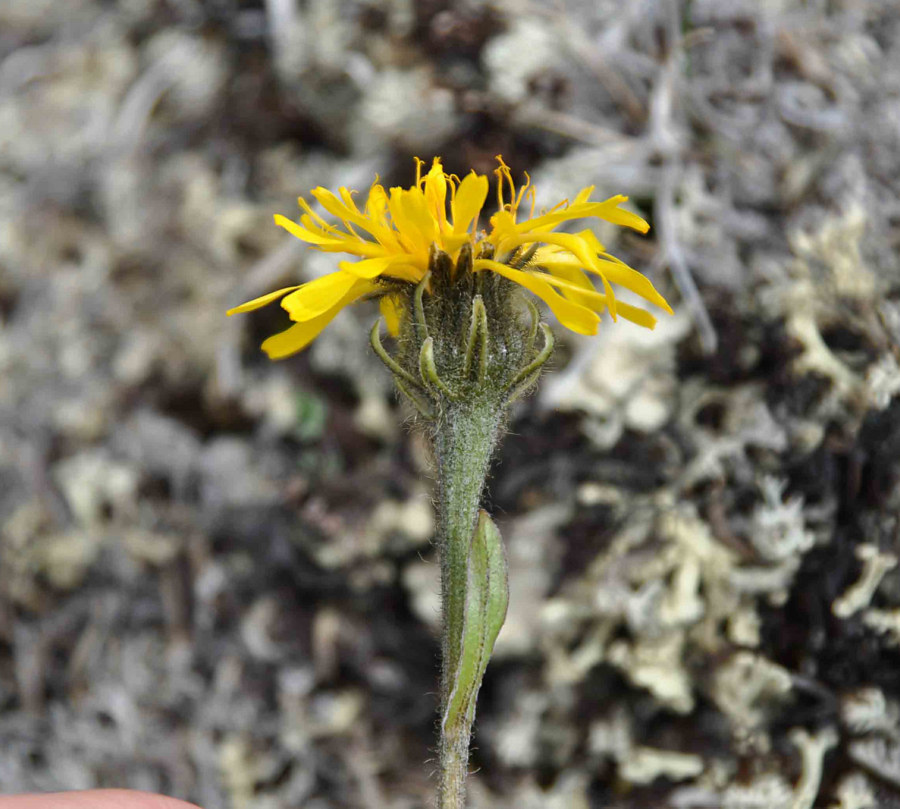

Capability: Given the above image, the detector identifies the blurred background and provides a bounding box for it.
[1,0,900,807]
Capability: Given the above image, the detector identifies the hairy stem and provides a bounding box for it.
[433,400,504,809]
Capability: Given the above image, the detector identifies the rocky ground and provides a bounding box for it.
[1,0,900,807]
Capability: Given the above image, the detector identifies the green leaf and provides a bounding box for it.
[442,510,509,734]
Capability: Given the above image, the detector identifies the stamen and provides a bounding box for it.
[504,169,516,213]
[298,196,332,230]
[514,171,531,216]
[542,199,568,218]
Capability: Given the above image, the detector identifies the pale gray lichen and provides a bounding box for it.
[830,772,878,809]
[619,746,705,785]
[723,773,795,809]
[841,688,900,738]
[719,729,837,809]
[712,652,794,747]
[789,727,839,809]
[677,385,789,490]
[728,476,821,602]
[749,477,816,564]
[3,0,900,806]
[860,609,900,645]
[608,633,695,714]
[849,737,900,790]
[352,66,458,154]
[482,18,568,105]
[540,311,691,446]
[833,545,898,618]
[865,353,900,411]
[54,449,139,527]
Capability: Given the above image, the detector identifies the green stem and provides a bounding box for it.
[433,399,504,809]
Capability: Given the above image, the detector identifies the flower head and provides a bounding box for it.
[228,156,672,359]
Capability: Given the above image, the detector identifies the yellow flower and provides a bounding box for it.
[228,156,672,359]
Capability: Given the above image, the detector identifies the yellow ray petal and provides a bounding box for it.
[227,285,302,315]
[380,294,403,336]
[591,252,673,313]
[262,280,377,359]
[338,186,399,247]
[338,255,426,283]
[452,172,489,234]
[576,229,670,312]
[498,231,619,319]
[590,196,649,233]
[613,300,658,329]
[535,239,671,314]
[595,257,673,314]
[536,263,602,311]
[423,158,448,227]
[364,184,398,246]
[396,187,438,248]
[473,258,599,335]
[280,271,360,321]
[296,195,331,231]
[531,269,658,329]
[261,318,335,359]
[386,188,426,252]
[540,253,668,313]
[273,213,341,246]
[488,209,518,242]
[512,195,649,235]
[310,187,361,225]
[336,256,397,279]
[274,214,385,257]
[532,245,585,266]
